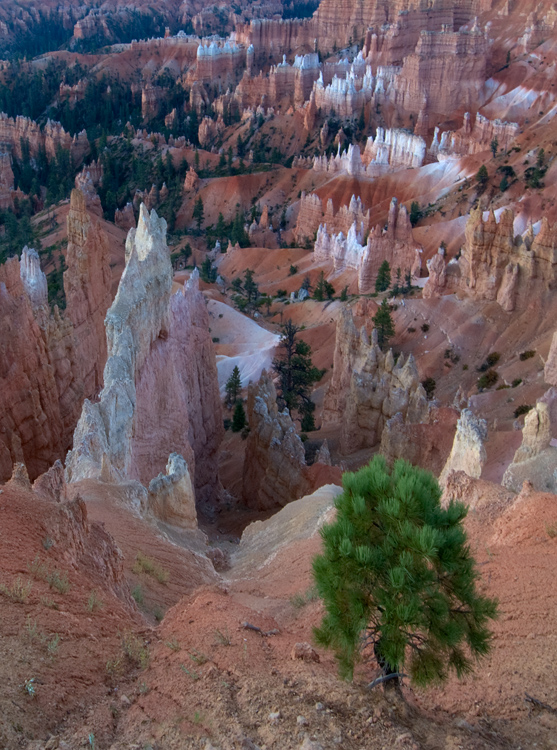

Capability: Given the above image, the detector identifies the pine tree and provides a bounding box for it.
[372,299,395,350]
[375,260,391,293]
[231,400,246,432]
[225,365,242,408]
[273,319,322,415]
[313,456,498,686]
[193,196,204,231]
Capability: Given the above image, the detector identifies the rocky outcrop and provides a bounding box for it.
[314,197,422,293]
[148,453,197,529]
[66,206,223,510]
[545,331,557,387]
[64,189,112,400]
[242,370,309,510]
[0,253,76,481]
[115,202,136,231]
[423,247,447,299]
[430,113,519,161]
[380,406,459,476]
[424,207,557,310]
[0,151,14,209]
[0,112,88,162]
[502,401,557,494]
[439,409,487,486]
[323,307,428,454]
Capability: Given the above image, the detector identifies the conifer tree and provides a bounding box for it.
[272,319,322,415]
[372,299,395,350]
[225,365,242,409]
[313,456,498,687]
[231,400,246,432]
[193,196,204,231]
[375,260,391,293]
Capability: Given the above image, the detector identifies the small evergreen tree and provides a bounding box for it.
[193,196,204,230]
[231,400,246,432]
[313,456,498,686]
[273,319,322,416]
[313,271,335,301]
[372,299,395,350]
[200,256,217,283]
[409,201,421,227]
[375,260,391,293]
[232,268,260,314]
[225,365,242,409]
[340,285,348,302]
[476,165,488,189]
[490,136,499,158]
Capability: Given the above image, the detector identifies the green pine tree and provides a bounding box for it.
[375,260,391,293]
[272,319,322,416]
[312,456,498,687]
[231,400,246,432]
[225,365,242,409]
[193,196,204,231]
[372,299,395,350]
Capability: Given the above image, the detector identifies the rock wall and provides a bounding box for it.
[0,254,67,480]
[380,406,459,476]
[314,197,422,293]
[0,112,88,162]
[502,399,557,494]
[423,207,557,311]
[64,189,112,401]
[323,306,428,454]
[430,112,520,161]
[242,370,309,510]
[66,206,223,510]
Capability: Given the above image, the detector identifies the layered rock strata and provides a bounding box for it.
[323,307,428,454]
[242,370,309,510]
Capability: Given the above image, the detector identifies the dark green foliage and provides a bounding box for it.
[409,201,422,227]
[193,197,204,231]
[421,377,436,400]
[490,137,499,158]
[477,369,499,390]
[499,176,509,192]
[519,350,536,361]
[300,400,316,432]
[225,366,242,409]
[340,285,348,302]
[476,165,489,189]
[312,456,498,686]
[513,404,532,418]
[512,378,522,388]
[282,0,320,19]
[231,400,246,432]
[421,323,430,333]
[232,269,260,314]
[313,271,335,301]
[375,260,391,293]
[289,264,298,276]
[272,319,322,417]
[372,299,395,350]
[200,257,217,284]
[477,352,500,372]
[276,289,287,298]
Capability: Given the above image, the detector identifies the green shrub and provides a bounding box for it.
[421,323,430,333]
[512,378,522,388]
[477,369,499,389]
[519,350,536,361]
[513,404,533,418]
[421,377,436,399]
